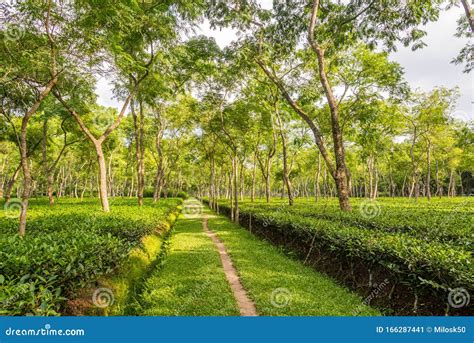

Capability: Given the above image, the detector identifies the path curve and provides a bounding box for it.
[203,217,258,316]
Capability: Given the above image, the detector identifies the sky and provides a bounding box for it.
[96,3,472,121]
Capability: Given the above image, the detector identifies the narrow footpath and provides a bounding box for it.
[203,216,258,316]
[137,199,378,316]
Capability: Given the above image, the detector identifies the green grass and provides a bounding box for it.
[98,208,181,315]
[0,197,182,315]
[215,197,474,249]
[138,202,240,316]
[206,208,380,316]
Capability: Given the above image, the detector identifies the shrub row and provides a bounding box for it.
[0,198,182,315]
[234,199,474,250]
[210,200,473,314]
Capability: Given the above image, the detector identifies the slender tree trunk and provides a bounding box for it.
[210,155,216,210]
[426,141,431,200]
[265,162,271,203]
[5,164,21,203]
[229,167,234,221]
[448,169,456,197]
[251,151,257,202]
[276,113,294,206]
[461,0,474,32]
[18,79,58,235]
[368,158,373,199]
[47,173,54,205]
[95,144,110,212]
[308,0,351,211]
[374,167,379,199]
[153,121,164,203]
[239,161,245,201]
[315,152,321,201]
[132,100,145,206]
[409,126,418,199]
[323,165,328,198]
[233,155,239,223]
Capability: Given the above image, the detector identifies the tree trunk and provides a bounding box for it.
[374,167,379,199]
[265,162,271,203]
[18,78,58,235]
[308,0,351,211]
[435,161,441,197]
[461,0,474,32]
[210,155,216,210]
[251,151,257,202]
[315,152,321,202]
[132,100,145,206]
[233,155,239,223]
[409,125,418,199]
[153,120,164,203]
[368,158,373,199]
[95,144,110,212]
[47,173,54,205]
[448,169,456,197]
[239,161,245,201]
[276,111,294,206]
[426,141,431,200]
[229,167,234,221]
[4,164,21,203]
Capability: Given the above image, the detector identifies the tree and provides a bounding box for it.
[208,0,444,211]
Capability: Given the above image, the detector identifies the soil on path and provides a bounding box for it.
[203,216,258,316]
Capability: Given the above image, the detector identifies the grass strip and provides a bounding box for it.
[101,206,182,315]
[138,211,240,316]
[206,209,380,316]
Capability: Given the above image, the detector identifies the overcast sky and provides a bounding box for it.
[97,3,472,121]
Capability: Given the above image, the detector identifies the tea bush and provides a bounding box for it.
[211,198,474,306]
[0,198,182,315]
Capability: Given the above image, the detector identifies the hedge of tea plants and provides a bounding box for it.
[210,198,473,314]
[0,198,182,315]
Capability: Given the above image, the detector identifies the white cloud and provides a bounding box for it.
[95,4,472,121]
[389,6,472,121]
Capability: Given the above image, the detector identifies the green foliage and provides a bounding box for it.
[206,209,380,315]
[138,210,240,315]
[215,198,474,295]
[0,198,182,315]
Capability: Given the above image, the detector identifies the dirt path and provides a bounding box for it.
[203,217,258,316]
